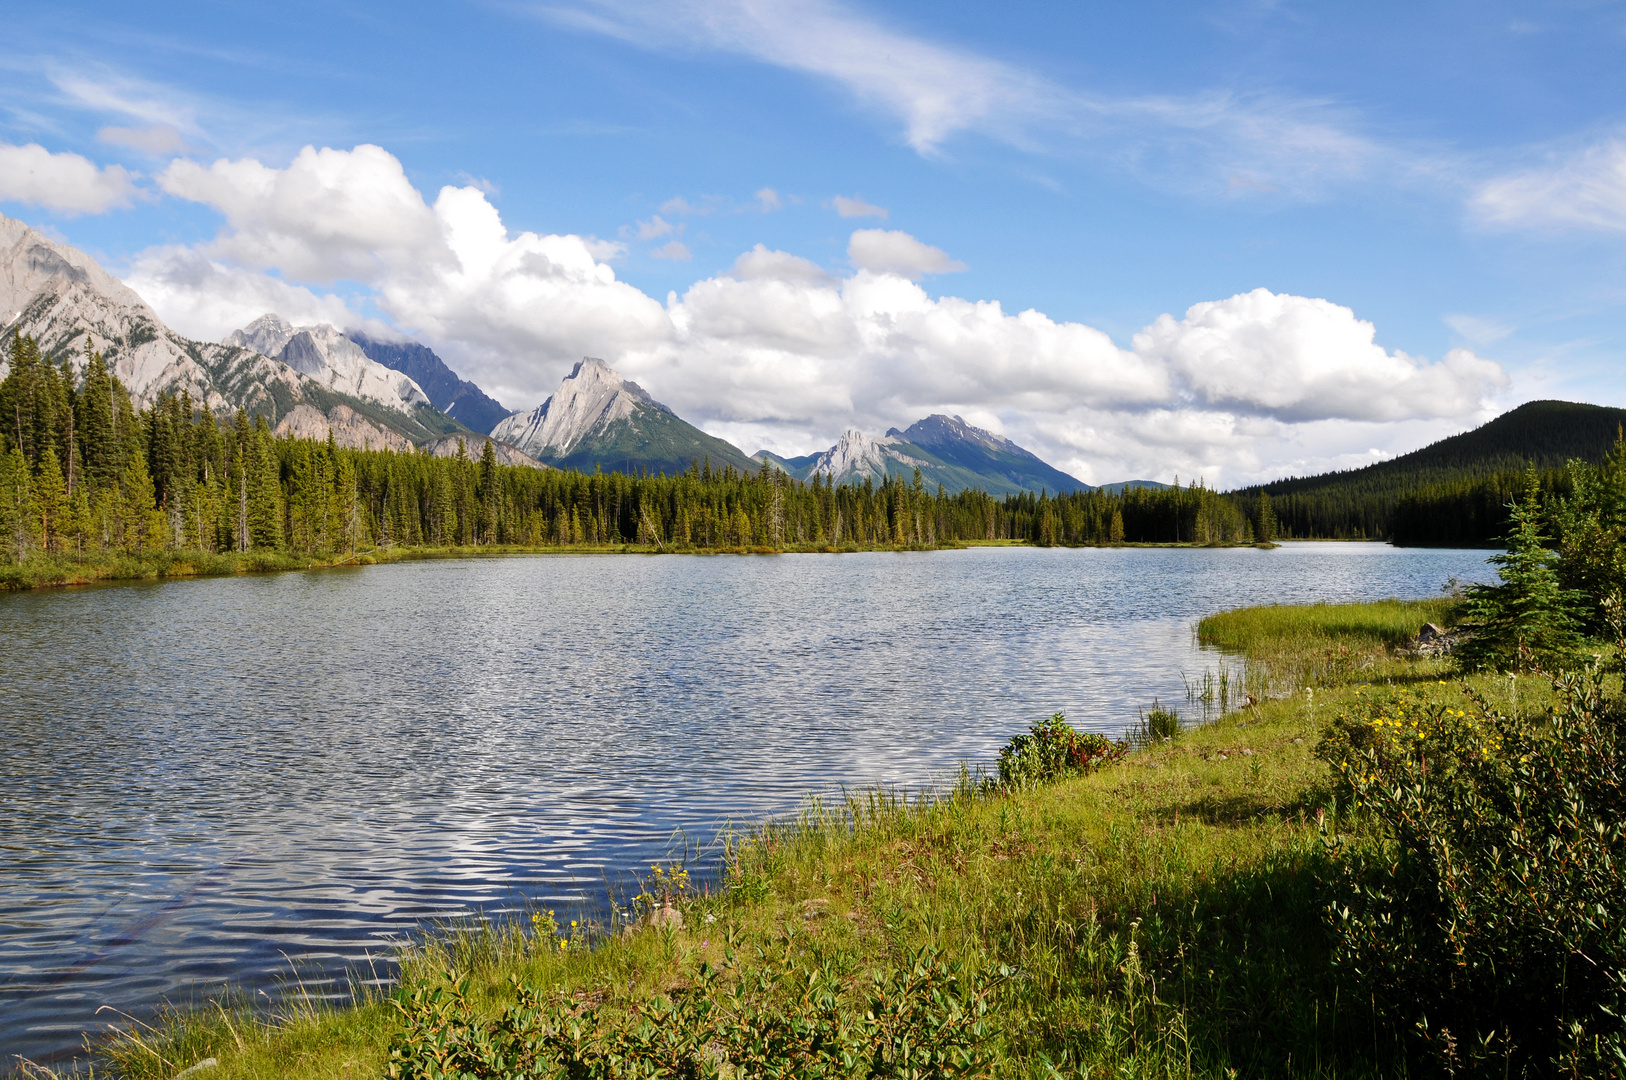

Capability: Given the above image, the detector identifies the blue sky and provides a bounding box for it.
[3,0,1625,484]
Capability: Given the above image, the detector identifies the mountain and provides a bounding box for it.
[887,415,1091,494]
[420,434,549,469]
[757,416,1090,495]
[0,213,465,444]
[1099,480,1169,494]
[1245,400,1626,502]
[272,403,413,452]
[491,358,757,474]
[1230,400,1626,544]
[347,331,511,435]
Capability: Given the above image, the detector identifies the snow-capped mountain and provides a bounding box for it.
[759,415,1091,495]
[492,358,757,474]
[226,315,429,415]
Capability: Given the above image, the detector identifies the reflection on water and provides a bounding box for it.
[0,543,1494,1062]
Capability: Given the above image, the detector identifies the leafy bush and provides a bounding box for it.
[1318,634,1626,1074]
[385,943,1000,1079]
[995,713,1125,789]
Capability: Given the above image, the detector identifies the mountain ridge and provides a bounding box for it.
[0,212,465,444]
[347,331,511,434]
[755,416,1092,495]
[491,358,758,474]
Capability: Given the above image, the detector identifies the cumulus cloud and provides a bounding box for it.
[134,142,1508,485]
[126,246,363,342]
[833,194,887,218]
[0,142,135,214]
[1134,289,1508,423]
[847,229,966,279]
[1475,139,1626,232]
[157,144,447,283]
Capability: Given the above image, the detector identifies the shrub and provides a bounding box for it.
[385,943,1000,1079]
[1318,629,1626,1074]
[995,713,1125,789]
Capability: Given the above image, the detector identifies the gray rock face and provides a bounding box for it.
[0,213,310,414]
[0,213,457,447]
[419,435,549,469]
[491,357,667,459]
[226,315,429,414]
[347,331,511,435]
[272,404,414,453]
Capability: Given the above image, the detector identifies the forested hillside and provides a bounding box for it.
[0,336,1267,569]
[1230,400,1626,544]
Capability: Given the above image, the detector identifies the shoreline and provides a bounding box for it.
[0,538,1316,593]
[33,596,1475,1080]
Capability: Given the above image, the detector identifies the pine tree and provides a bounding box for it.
[75,347,118,491]
[247,419,283,550]
[34,445,68,554]
[1,446,35,562]
[1456,471,1587,673]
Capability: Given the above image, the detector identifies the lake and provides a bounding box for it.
[0,543,1496,1064]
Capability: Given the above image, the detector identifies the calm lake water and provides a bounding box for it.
[0,543,1496,1064]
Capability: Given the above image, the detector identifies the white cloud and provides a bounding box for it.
[157,144,447,283]
[729,244,832,284]
[126,245,362,343]
[660,195,710,215]
[847,228,966,279]
[1133,289,1508,423]
[133,142,1508,486]
[98,124,189,156]
[755,187,782,211]
[0,142,135,214]
[631,214,679,240]
[651,239,692,260]
[1475,139,1626,232]
[832,194,887,218]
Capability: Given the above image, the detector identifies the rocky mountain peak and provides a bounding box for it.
[225,314,429,413]
[490,357,669,458]
[809,428,924,483]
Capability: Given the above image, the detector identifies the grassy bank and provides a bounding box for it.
[29,598,1496,1080]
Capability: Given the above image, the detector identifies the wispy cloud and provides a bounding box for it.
[530,0,1392,197]
[832,194,886,218]
[1475,138,1626,233]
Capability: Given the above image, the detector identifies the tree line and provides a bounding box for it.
[2,337,1289,563]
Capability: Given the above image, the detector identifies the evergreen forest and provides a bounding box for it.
[0,337,1265,574]
[8,336,1619,573]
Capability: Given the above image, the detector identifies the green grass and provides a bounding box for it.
[25,598,1520,1080]
[1197,598,1458,655]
